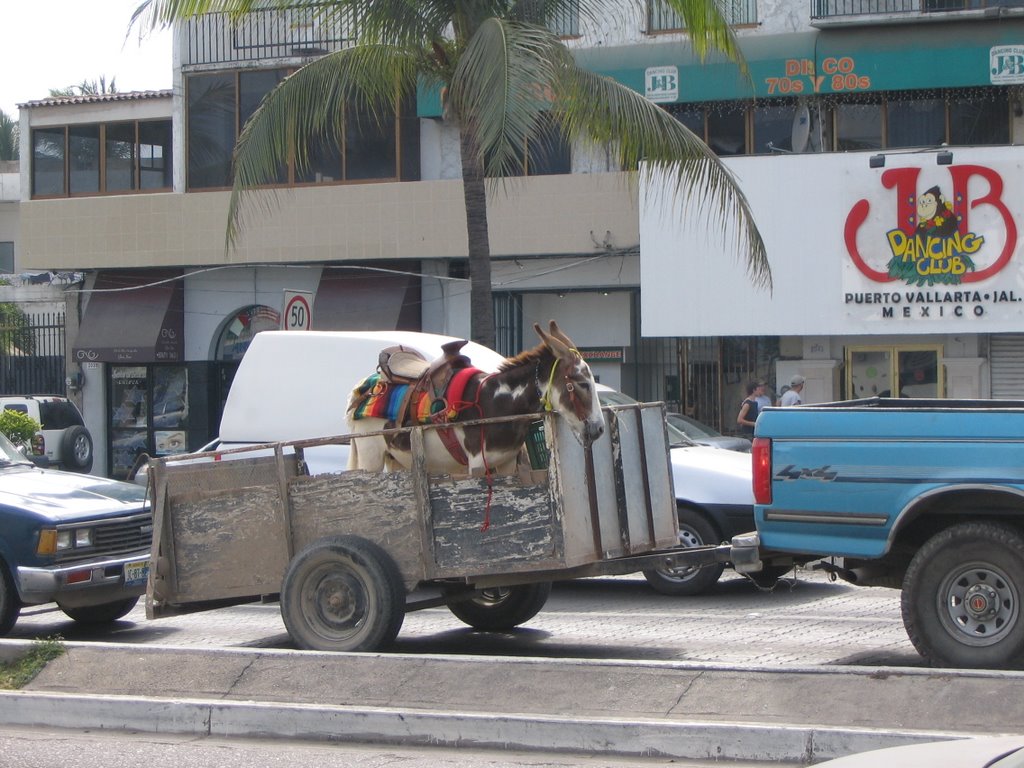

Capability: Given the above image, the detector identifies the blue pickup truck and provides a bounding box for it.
[738,397,1024,669]
[0,431,152,636]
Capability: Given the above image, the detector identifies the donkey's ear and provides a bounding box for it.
[547,320,574,348]
[535,321,569,356]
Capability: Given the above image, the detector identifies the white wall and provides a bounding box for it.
[184,265,321,360]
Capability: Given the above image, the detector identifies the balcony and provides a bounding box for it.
[182,7,355,68]
[812,0,1024,22]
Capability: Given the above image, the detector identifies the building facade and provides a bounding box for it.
[12,1,1024,477]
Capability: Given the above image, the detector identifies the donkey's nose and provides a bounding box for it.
[584,419,605,444]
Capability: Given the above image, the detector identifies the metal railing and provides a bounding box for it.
[812,0,1024,19]
[183,7,355,68]
[649,0,757,30]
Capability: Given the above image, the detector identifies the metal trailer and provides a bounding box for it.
[146,403,738,652]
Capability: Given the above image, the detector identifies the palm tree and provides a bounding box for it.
[0,110,17,162]
[136,1,769,348]
[49,76,119,99]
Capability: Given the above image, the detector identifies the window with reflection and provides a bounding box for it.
[32,128,66,197]
[751,102,797,154]
[69,125,100,194]
[950,90,1009,145]
[105,122,136,192]
[707,104,747,156]
[187,68,413,190]
[834,101,882,151]
[31,121,171,198]
[187,72,236,188]
[887,96,945,148]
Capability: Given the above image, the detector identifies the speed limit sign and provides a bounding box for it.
[282,290,313,331]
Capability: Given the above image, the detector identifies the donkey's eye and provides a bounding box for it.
[575,381,591,391]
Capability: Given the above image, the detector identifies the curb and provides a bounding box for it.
[0,690,974,763]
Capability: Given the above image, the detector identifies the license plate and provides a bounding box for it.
[124,559,150,586]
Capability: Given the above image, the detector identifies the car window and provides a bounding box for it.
[3,404,29,415]
[0,431,32,464]
[38,401,84,430]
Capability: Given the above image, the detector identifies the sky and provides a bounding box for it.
[1,0,173,117]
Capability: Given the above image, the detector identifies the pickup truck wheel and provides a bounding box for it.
[642,507,725,596]
[61,426,93,473]
[281,536,405,652]
[902,522,1024,669]
[0,560,20,636]
[445,582,552,630]
[60,596,138,624]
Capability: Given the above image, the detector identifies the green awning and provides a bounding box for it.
[815,19,1024,94]
[574,32,819,103]
[416,19,1024,116]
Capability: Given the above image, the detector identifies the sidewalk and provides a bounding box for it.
[2,640,1023,763]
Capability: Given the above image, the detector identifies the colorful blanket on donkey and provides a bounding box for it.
[351,368,482,425]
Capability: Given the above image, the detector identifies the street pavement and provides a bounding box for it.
[1,571,1022,764]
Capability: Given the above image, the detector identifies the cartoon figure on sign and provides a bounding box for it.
[915,186,958,238]
[885,183,978,287]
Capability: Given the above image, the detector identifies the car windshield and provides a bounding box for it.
[597,390,695,448]
[668,413,721,440]
[0,432,33,465]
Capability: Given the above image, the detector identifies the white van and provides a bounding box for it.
[219,330,506,445]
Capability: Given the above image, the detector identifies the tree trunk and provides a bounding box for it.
[459,129,495,349]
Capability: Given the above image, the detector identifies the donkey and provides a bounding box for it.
[345,320,604,476]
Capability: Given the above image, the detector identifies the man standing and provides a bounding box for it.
[781,375,805,406]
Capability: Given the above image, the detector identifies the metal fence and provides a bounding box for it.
[0,311,66,396]
[811,0,1021,18]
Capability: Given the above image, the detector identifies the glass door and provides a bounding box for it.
[846,345,943,399]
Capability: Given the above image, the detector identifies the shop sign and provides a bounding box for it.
[843,162,1023,323]
[580,347,625,363]
[645,66,679,102]
[991,46,1024,85]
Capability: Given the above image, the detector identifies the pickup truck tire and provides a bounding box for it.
[281,535,406,652]
[902,521,1024,669]
[60,596,138,624]
[642,507,725,596]
[0,560,20,636]
[445,582,552,630]
[61,426,93,473]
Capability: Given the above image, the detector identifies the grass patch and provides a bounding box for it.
[0,637,64,689]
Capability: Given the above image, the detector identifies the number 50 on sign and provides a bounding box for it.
[282,290,314,331]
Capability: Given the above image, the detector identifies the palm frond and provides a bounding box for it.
[554,65,770,288]
[449,18,569,178]
[226,43,420,246]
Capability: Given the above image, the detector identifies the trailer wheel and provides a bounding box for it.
[445,582,552,631]
[0,558,20,636]
[60,597,138,624]
[281,536,406,652]
[642,506,725,596]
[902,521,1024,669]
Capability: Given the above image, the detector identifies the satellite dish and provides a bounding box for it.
[791,102,811,153]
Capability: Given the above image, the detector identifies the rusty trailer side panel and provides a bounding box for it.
[147,404,678,618]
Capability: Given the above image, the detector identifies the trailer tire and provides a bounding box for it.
[902,521,1024,669]
[445,582,551,631]
[60,596,139,624]
[281,536,406,652]
[642,506,725,596]
[0,558,20,636]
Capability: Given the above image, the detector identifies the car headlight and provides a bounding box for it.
[39,527,95,555]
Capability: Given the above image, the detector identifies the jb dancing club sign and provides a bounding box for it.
[843,162,1024,323]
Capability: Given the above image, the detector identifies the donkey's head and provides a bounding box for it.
[534,320,605,445]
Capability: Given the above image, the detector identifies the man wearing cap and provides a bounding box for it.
[781,375,805,406]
